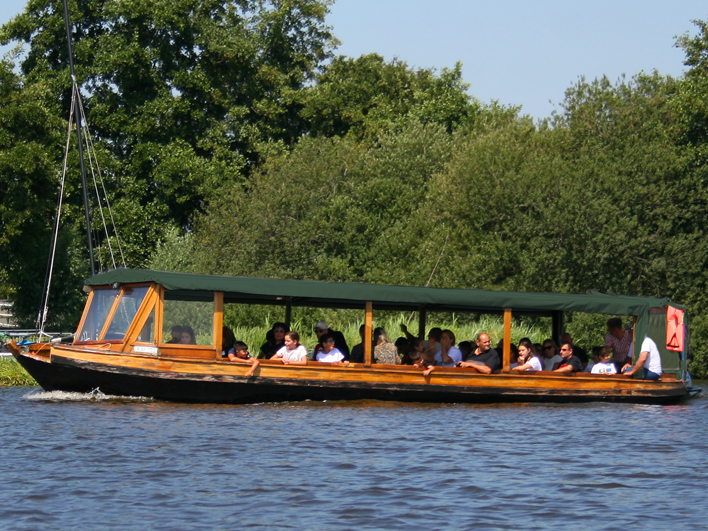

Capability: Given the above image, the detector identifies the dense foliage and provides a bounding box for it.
[3,4,708,375]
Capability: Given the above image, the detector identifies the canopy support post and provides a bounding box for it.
[285,297,292,330]
[503,307,512,372]
[418,304,427,340]
[552,311,565,345]
[364,301,373,367]
[214,291,224,360]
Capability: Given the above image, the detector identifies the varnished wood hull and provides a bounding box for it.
[11,344,689,405]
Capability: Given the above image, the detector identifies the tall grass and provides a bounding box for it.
[227,313,550,354]
[0,357,38,386]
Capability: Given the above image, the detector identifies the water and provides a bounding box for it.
[0,385,707,531]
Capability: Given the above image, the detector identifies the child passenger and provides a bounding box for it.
[270,331,308,365]
[591,347,617,375]
[316,334,348,365]
[227,341,260,377]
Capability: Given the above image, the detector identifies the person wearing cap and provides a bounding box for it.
[311,321,350,361]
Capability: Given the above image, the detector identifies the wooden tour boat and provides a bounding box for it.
[6,268,695,405]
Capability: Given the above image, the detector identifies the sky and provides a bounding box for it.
[2,0,707,119]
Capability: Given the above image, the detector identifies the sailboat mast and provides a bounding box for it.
[62,0,95,276]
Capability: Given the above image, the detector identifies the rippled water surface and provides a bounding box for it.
[1,385,707,530]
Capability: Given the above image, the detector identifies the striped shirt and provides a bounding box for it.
[605,332,633,363]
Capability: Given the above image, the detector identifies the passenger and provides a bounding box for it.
[395,337,412,363]
[561,332,588,368]
[373,327,400,365]
[533,343,543,358]
[167,325,183,344]
[591,347,617,374]
[349,324,366,363]
[270,331,308,365]
[552,342,583,373]
[584,347,603,373]
[311,321,350,360]
[400,324,443,359]
[227,341,260,377]
[511,339,543,372]
[315,334,348,365]
[222,326,237,358]
[180,326,197,345]
[495,340,519,366]
[408,338,425,365]
[259,322,286,359]
[434,329,463,367]
[541,339,562,371]
[456,333,500,374]
[621,334,662,380]
[458,341,472,360]
[605,318,633,373]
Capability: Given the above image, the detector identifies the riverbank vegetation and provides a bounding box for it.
[0,358,37,387]
[2,3,708,376]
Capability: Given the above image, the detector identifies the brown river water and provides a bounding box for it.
[0,384,707,530]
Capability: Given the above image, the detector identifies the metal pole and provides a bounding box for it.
[62,0,95,275]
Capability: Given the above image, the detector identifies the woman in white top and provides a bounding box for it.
[270,331,308,365]
[541,339,562,371]
[511,339,543,372]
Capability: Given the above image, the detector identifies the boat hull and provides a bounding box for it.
[12,345,689,405]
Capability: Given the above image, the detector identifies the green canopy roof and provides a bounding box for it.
[85,268,683,317]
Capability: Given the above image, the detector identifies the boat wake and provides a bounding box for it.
[24,388,153,402]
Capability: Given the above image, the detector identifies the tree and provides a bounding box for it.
[300,54,480,140]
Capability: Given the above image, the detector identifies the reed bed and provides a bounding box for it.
[0,357,38,387]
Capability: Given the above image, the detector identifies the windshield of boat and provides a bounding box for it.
[76,288,120,342]
[103,286,150,341]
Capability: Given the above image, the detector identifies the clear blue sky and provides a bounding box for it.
[2,0,706,119]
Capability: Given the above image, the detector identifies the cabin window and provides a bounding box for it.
[103,286,150,341]
[136,307,156,344]
[77,288,120,342]
[162,294,214,346]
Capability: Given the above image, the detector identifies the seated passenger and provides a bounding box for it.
[561,332,588,368]
[436,329,463,367]
[167,325,183,344]
[584,346,603,373]
[400,325,443,360]
[456,333,500,374]
[349,324,366,363]
[552,342,583,373]
[227,341,260,377]
[259,322,286,359]
[458,341,472,360]
[311,321,350,360]
[222,326,236,358]
[591,347,617,374]
[395,337,411,363]
[316,334,348,365]
[408,338,425,365]
[511,339,543,372]
[541,339,562,371]
[270,331,308,365]
[180,326,197,345]
[374,327,400,364]
[621,334,662,380]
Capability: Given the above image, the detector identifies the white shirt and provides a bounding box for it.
[525,356,543,372]
[591,362,617,375]
[435,346,462,367]
[316,347,344,363]
[275,344,308,362]
[641,336,662,375]
[543,354,562,371]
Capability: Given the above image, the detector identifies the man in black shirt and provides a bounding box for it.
[456,333,500,374]
[553,342,583,373]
